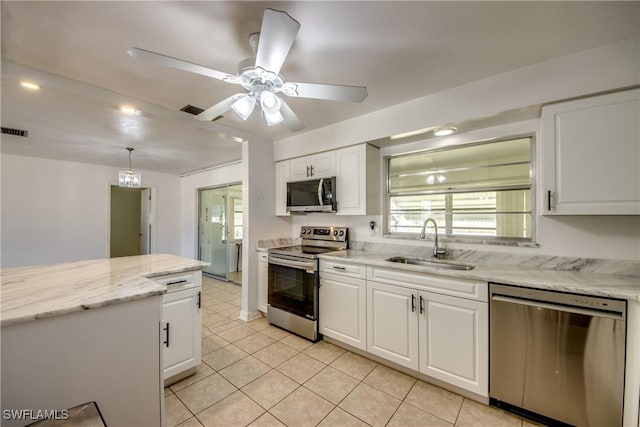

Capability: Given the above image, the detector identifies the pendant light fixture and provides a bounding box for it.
[119,147,141,188]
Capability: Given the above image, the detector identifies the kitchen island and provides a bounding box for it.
[1,254,207,427]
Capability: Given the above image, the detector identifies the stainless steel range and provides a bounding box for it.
[268,226,348,341]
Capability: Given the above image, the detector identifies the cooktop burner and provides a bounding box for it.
[270,245,344,258]
[268,226,349,260]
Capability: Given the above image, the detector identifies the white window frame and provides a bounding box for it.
[382,128,537,245]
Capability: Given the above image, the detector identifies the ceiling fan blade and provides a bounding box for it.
[279,100,305,132]
[283,82,368,102]
[254,9,300,75]
[194,95,238,121]
[128,48,239,83]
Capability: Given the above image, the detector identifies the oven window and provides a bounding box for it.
[268,264,317,319]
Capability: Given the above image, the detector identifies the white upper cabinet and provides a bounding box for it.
[542,89,640,215]
[289,152,336,181]
[336,144,380,216]
[275,160,290,216]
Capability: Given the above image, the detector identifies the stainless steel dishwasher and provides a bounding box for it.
[489,283,626,427]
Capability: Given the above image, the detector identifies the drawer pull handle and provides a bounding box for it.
[166,279,188,286]
[547,190,552,211]
[333,266,346,270]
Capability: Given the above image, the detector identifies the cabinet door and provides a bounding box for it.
[275,160,290,216]
[367,281,419,370]
[289,157,311,181]
[419,291,488,396]
[542,89,640,215]
[162,287,201,379]
[310,152,336,178]
[289,153,336,181]
[258,258,268,313]
[336,144,380,216]
[320,272,366,350]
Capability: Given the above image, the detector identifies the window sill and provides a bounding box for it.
[383,234,540,248]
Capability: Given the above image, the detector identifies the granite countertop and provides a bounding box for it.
[1,254,209,327]
[319,250,640,301]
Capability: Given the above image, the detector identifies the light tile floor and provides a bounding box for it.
[165,276,539,427]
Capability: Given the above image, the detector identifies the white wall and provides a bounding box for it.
[240,137,292,321]
[1,154,182,268]
[179,162,243,259]
[278,38,640,261]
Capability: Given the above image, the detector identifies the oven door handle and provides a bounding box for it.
[491,295,625,321]
[269,256,316,273]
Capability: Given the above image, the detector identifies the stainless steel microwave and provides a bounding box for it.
[287,177,337,213]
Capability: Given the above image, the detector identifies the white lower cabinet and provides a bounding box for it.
[319,259,489,397]
[365,265,489,397]
[162,285,201,380]
[258,250,269,313]
[367,281,419,369]
[419,291,488,395]
[320,271,367,350]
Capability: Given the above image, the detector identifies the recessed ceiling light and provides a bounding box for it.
[434,127,457,137]
[20,81,41,91]
[120,105,139,115]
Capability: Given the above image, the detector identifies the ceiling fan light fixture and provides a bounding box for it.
[264,110,284,126]
[260,90,282,114]
[231,95,256,120]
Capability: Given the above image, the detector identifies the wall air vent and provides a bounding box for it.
[1,127,28,137]
[180,105,222,121]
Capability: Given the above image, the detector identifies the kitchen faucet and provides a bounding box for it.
[419,218,448,259]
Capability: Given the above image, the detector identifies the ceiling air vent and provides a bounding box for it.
[1,127,28,137]
[180,105,222,121]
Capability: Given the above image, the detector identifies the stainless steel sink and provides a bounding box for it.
[385,256,475,271]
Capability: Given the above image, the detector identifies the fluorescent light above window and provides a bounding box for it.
[390,127,433,140]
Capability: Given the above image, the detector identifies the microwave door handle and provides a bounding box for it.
[318,178,324,206]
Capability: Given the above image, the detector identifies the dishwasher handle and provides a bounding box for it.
[491,294,625,321]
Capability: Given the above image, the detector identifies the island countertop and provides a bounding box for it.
[1,254,208,327]
[318,250,640,301]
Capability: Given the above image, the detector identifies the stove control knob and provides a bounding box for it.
[333,230,338,236]
[339,230,345,236]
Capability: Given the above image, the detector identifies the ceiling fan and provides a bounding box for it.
[128,9,368,132]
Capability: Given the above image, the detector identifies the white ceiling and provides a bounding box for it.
[2,1,639,175]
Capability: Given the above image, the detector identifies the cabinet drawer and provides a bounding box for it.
[320,259,366,279]
[367,266,487,302]
[150,269,202,288]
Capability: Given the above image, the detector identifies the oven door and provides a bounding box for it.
[268,255,318,320]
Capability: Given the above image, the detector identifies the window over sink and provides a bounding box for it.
[386,135,534,241]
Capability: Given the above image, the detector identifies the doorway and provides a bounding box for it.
[109,186,152,258]
[198,184,242,283]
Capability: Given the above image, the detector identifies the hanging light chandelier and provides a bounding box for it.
[118,147,142,188]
